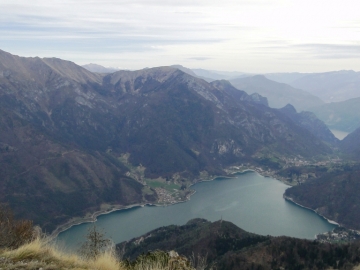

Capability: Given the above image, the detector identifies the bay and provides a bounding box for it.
[56,171,336,251]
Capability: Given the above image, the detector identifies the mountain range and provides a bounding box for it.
[103,65,360,134]
[309,97,360,133]
[138,67,360,105]
[0,51,150,231]
[0,49,343,232]
[289,70,360,103]
[229,75,324,112]
[265,70,360,103]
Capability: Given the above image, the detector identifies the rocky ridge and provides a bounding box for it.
[0,49,335,232]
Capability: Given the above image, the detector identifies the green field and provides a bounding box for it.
[145,180,180,191]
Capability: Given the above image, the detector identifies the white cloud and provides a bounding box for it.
[0,0,360,72]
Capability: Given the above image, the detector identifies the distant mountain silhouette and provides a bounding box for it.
[82,63,119,73]
[309,97,360,133]
[289,70,360,103]
[230,75,324,112]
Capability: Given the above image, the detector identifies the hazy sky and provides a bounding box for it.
[1,0,359,72]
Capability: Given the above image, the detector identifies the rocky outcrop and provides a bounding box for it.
[278,104,339,145]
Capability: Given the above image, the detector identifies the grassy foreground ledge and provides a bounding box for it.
[0,205,197,270]
[0,238,196,270]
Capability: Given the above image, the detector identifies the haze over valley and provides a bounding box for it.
[1,1,360,268]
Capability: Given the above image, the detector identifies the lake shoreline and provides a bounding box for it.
[56,170,338,249]
[51,197,195,240]
[51,169,253,239]
[283,195,340,226]
[52,168,336,241]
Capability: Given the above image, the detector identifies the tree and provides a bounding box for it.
[79,224,112,259]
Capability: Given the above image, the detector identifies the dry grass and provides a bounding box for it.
[124,250,194,270]
[0,237,126,270]
[0,238,195,270]
[1,238,85,269]
[93,250,125,270]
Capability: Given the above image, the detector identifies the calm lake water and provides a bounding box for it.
[330,129,350,140]
[57,171,336,251]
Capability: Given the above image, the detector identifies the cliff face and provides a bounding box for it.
[278,104,339,145]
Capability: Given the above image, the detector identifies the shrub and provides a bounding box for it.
[79,225,112,259]
[0,204,35,249]
[123,250,195,270]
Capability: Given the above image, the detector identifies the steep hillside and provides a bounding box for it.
[230,75,324,112]
[0,50,101,85]
[118,219,270,262]
[310,97,360,133]
[100,68,332,176]
[170,65,199,78]
[0,50,151,231]
[340,127,360,159]
[118,219,360,270]
[0,49,334,231]
[289,70,360,103]
[278,104,339,145]
[209,80,268,106]
[284,163,360,230]
[170,65,218,82]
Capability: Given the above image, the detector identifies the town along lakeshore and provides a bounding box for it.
[57,171,336,250]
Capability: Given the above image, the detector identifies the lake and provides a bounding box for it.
[330,129,350,140]
[56,171,336,251]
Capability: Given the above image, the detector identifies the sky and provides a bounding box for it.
[1,0,360,73]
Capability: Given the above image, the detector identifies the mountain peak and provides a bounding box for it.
[170,65,198,77]
[0,49,102,85]
[82,63,119,73]
[109,66,180,86]
[0,50,334,232]
[280,104,297,114]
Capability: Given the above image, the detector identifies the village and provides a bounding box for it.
[317,227,360,243]
[154,187,181,205]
